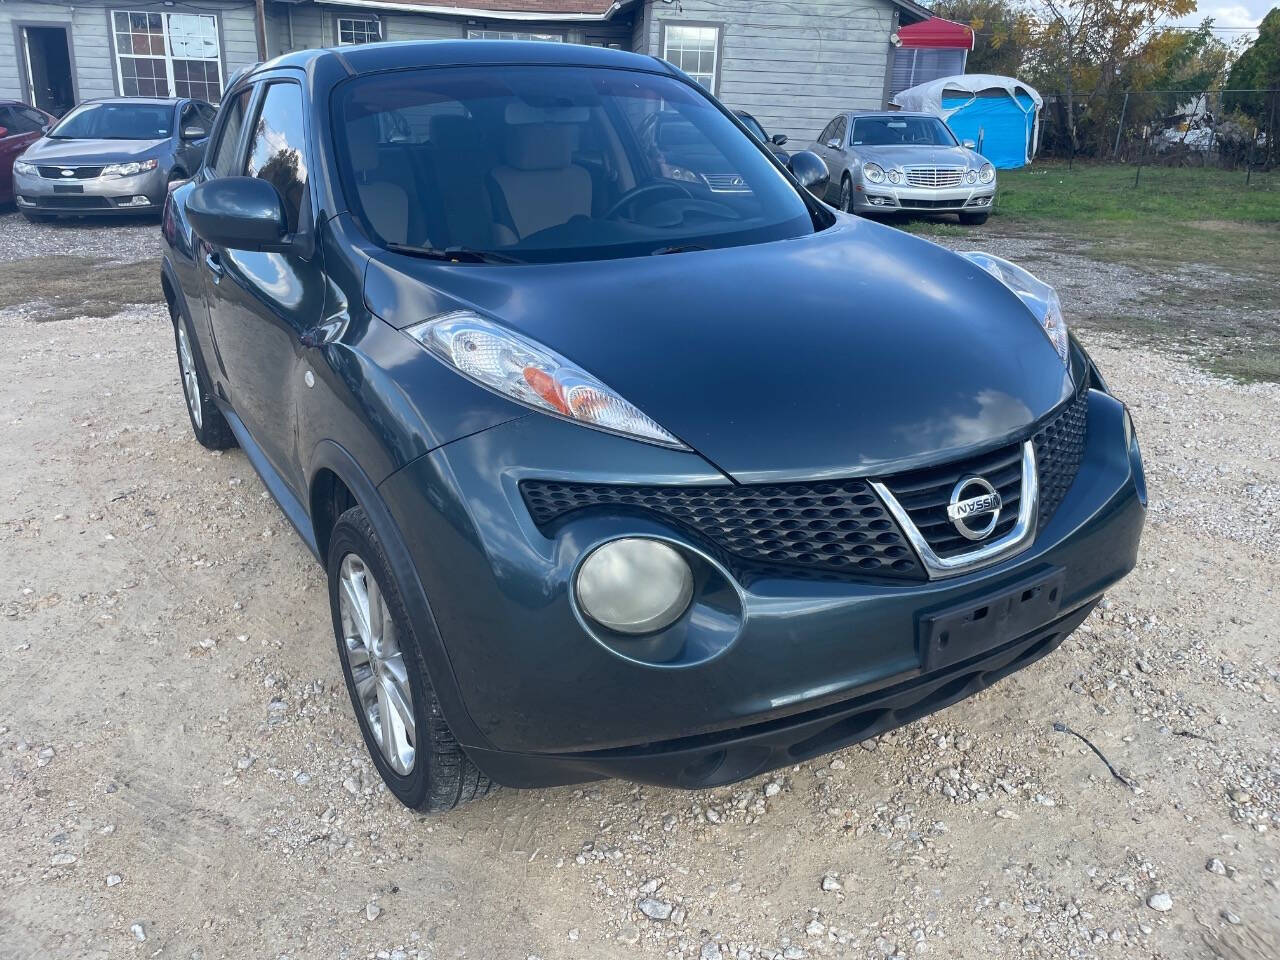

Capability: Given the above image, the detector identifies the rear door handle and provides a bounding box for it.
[204,251,224,282]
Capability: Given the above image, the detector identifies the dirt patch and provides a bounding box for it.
[0,255,163,322]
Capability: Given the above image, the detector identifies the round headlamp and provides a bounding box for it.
[965,169,979,184]
[863,162,885,184]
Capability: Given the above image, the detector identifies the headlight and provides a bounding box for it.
[965,169,978,184]
[887,169,902,184]
[101,158,158,178]
[960,253,1069,363]
[863,162,885,184]
[407,311,686,447]
[576,538,694,635]
[13,160,36,176]
[979,163,995,184]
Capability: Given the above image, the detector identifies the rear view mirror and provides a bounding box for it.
[825,138,841,150]
[962,139,977,150]
[788,150,830,197]
[772,133,788,146]
[182,124,209,141]
[0,126,8,139]
[187,176,292,252]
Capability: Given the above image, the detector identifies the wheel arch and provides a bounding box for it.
[307,440,490,750]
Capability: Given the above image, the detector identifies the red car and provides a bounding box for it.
[0,101,55,206]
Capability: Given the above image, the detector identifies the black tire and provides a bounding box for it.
[327,505,493,812]
[959,211,990,226]
[839,175,854,213]
[172,305,236,450]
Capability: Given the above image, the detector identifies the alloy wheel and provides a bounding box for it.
[338,553,416,775]
[177,326,202,429]
[840,180,853,212]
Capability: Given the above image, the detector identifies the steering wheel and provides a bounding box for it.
[604,181,694,220]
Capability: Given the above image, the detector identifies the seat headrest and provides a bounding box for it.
[504,124,575,171]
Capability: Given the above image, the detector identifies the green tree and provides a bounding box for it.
[931,0,1035,75]
[1224,7,1280,127]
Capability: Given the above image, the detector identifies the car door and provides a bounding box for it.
[0,105,48,203]
[201,78,326,495]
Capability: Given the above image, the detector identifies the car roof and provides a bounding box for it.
[255,39,675,82]
[81,96,186,106]
[848,111,936,120]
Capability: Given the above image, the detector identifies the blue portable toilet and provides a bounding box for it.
[892,74,1043,169]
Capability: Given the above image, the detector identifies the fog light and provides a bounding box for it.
[16,196,33,206]
[576,538,693,635]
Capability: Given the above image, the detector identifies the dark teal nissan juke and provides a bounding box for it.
[160,40,1146,811]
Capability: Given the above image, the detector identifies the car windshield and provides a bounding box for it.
[48,102,173,140]
[334,65,815,263]
[850,116,956,147]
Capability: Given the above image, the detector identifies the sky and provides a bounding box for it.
[1170,0,1272,38]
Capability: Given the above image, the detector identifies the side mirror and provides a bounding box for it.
[41,124,51,134]
[182,124,209,141]
[772,133,788,146]
[962,139,977,150]
[0,127,8,139]
[788,150,830,197]
[824,138,841,150]
[187,176,291,252]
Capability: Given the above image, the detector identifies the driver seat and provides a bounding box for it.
[489,123,591,243]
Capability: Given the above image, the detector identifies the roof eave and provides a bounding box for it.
[891,0,933,26]
[308,0,629,20]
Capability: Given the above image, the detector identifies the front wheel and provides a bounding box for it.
[959,211,990,226]
[838,176,854,213]
[328,505,493,812]
[173,307,236,450]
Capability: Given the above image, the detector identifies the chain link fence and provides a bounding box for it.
[1035,87,1278,173]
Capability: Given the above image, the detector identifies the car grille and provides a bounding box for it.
[29,195,112,209]
[522,386,1090,580]
[1033,388,1089,528]
[521,478,926,581]
[701,173,752,193]
[905,166,964,188]
[36,165,104,180]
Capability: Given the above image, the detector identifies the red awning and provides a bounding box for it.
[897,17,974,50]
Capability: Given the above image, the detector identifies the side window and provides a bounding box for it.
[833,116,847,145]
[209,88,252,176]
[244,82,309,232]
[196,102,218,127]
[3,107,45,134]
[818,118,836,143]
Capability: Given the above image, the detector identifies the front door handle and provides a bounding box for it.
[204,251,224,282]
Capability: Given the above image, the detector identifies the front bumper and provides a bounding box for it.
[378,389,1144,789]
[854,180,996,213]
[14,167,166,215]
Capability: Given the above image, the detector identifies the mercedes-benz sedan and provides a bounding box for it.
[160,41,1145,811]
[813,111,997,223]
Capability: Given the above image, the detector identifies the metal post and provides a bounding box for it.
[1113,92,1129,158]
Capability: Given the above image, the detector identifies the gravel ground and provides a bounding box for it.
[1,210,1277,960]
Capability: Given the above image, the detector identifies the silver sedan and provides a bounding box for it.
[810,111,996,225]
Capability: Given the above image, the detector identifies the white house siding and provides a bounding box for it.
[265,6,632,55]
[1,0,259,105]
[638,0,899,144]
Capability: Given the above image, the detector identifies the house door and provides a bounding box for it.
[21,26,75,117]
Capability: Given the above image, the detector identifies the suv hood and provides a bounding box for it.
[364,217,1074,483]
[22,137,166,164]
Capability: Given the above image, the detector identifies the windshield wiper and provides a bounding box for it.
[650,244,708,256]
[385,242,523,265]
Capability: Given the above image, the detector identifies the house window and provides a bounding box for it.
[662,23,719,93]
[337,16,382,45]
[112,11,222,101]
[466,29,563,42]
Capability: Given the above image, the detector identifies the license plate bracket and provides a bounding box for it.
[53,184,84,194]
[918,567,1066,672]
